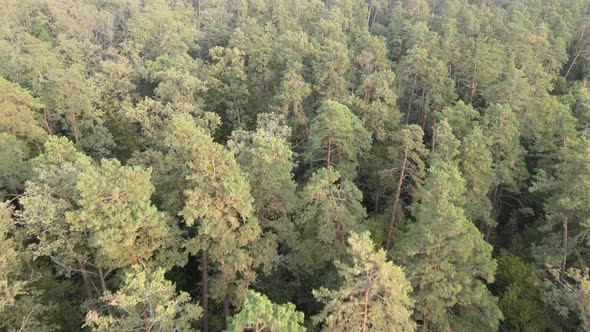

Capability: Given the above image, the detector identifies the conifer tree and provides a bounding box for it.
[227,290,305,332]
[431,118,460,163]
[204,46,250,132]
[459,126,495,233]
[1,203,54,332]
[394,161,502,331]
[0,77,48,143]
[166,115,272,329]
[482,104,527,221]
[383,125,428,249]
[228,114,298,241]
[19,137,95,299]
[305,100,372,180]
[313,231,415,332]
[296,168,366,270]
[67,159,183,270]
[531,138,590,279]
[85,267,201,331]
[274,62,312,133]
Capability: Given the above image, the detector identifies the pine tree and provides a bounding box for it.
[459,126,495,233]
[0,134,32,199]
[313,231,415,332]
[0,203,54,332]
[348,34,401,142]
[227,290,305,332]
[482,104,527,222]
[67,159,183,270]
[19,137,95,300]
[305,100,372,180]
[166,115,271,329]
[0,77,48,144]
[228,114,298,241]
[530,138,590,279]
[204,46,250,132]
[296,168,366,271]
[438,101,479,141]
[85,267,201,331]
[431,118,460,163]
[383,125,428,249]
[394,160,502,331]
[273,62,312,133]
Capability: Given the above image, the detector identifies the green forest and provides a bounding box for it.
[1,0,590,330]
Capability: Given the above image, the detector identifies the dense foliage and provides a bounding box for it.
[1,0,590,330]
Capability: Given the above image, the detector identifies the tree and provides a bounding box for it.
[227,290,305,332]
[394,161,502,331]
[228,114,298,240]
[439,101,479,141]
[305,100,372,180]
[348,34,401,142]
[313,231,415,332]
[85,267,201,332]
[295,168,366,270]
[67,159,183,271]
[431,118,460,163]
[204,46,250,133]
[0,77,47,143]
[395,46,456,128]
[495,251,560,331]
[530,138,590,280]
[166,115,271,329]
[383,125,428,249]
[482,104,527,221]
[0,203,54,332]
[0,134,32,199]
[19,137,95,300]
[273,62,312,134]
[459,126,495,233]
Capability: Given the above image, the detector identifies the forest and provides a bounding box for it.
[1,0,590,331]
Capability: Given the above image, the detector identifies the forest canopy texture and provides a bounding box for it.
[1,0,590,331]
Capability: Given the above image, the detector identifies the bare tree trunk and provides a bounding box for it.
[431,116,437,152]
[42,107,52,135]
[98,268,108,294]
[77,258,93,300]
[560,216,568,282]
[327,137,332,168]
[405,77,417,124]
[361,284,371,332]
[386,145,408,250]
[201,251,209,332]
[223,291,230,329]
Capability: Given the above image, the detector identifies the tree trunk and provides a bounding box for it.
[77,258,93,300]
[223,291,230,329]
[486,183,501,241]
[423,316,429,330]
[386,145,408,249]
[42,107,52,135]
[405,77,417,124]
[431,116,437,152]
[560,216,568,282]
[327,137,332,168]
[98,268,108,294]
[361,284,371,332]
[201,251,209,332]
